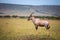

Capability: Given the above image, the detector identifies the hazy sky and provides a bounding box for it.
[0,0,60,5]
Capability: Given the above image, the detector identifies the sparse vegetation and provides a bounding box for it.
[0,15,60,20]
[3,15,11,18]
[12,15,18,18]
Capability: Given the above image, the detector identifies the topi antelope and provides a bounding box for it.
[27,13,50,30]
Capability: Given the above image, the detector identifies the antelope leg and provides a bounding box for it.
[35,25,38,30]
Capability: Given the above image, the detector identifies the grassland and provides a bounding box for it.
[0,18,60,40]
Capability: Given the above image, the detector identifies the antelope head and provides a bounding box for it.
[28,13,34,21]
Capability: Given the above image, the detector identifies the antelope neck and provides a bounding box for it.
[31,17,36,23]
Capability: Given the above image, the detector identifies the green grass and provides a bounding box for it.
[0,18,60,40]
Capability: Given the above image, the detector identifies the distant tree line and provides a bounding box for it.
[0,15,60,20]
[0,15,28,18]
[34,16,60,20]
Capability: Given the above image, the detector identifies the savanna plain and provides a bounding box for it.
[0,18,60,40]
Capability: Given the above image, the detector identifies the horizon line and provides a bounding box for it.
[0,3,60,6]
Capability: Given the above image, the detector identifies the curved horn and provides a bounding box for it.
[30,12,34,16]
[31,12,34,14]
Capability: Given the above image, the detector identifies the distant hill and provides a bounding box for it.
[0,3,60,16]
